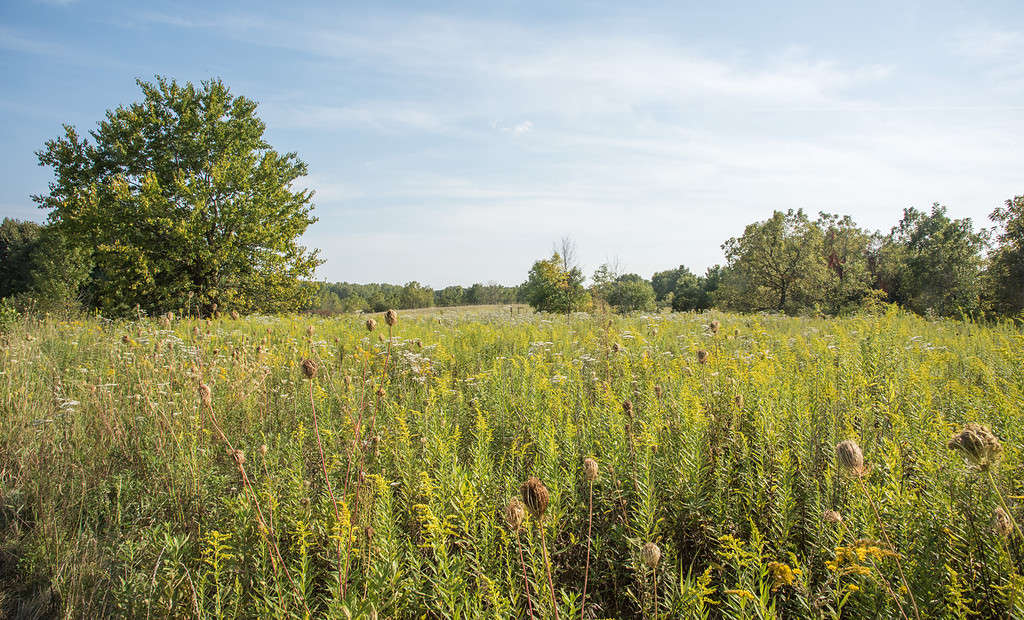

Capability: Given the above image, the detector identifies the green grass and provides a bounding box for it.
[0,307,1022,618]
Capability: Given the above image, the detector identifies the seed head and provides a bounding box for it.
[301,358,317,379]
[697,349,709,365]
[824,510,843,524]
[654,385,662,399]
[612,343,621,353]
[734,394,744,410]
[835,439,865,477]
[709,320,720,334]
[230,310,239,321]
[229,448,245,466]
[622,400,633,416]
[375,386,386,399]
[259,444,268,456]
[366,318,377,332]
[948,423,1002,470]
[994,507,1014,537]
[520,477,550,521]
[505,498,526,530]
[198,383,212,410]
[583,457,599,482]
[384,309,398,327]
[306,324,314,338]
[640,542,661,569]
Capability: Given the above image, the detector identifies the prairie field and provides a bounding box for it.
[1,308,1022,619]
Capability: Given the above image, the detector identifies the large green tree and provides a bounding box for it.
[718,209,826,313]
[986,194,1024,316]
[875,205,984,317]
[34,77,321,316]
[523,252,588,315]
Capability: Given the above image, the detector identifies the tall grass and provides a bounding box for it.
[0,306,1021,618]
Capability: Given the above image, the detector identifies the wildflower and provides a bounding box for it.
[583,457,598,482]
[948,423,1002,470]
[520,477,549,520]
[640,542,661,568]
[505,498,526,530]
[835,439,865,477]
[767,561,795,589]
[301,359,317,379]
[385,309,398,327]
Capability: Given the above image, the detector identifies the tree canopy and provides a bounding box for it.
[34,77,321,316]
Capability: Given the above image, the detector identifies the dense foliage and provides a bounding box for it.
[33,77,321,317]
[1,308,1022,618]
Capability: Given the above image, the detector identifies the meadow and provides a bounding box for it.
[0,306,1021,618]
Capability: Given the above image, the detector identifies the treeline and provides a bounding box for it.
[523,196,1024,319]
[309,281,521,314]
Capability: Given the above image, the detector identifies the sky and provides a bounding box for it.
[2,1,1022,287]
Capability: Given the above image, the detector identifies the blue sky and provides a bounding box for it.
[2,1,1022,286]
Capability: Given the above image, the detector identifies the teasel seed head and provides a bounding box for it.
[835,439,865,477]
[697,349,709,364]
[385,309,398,327]
[520,477,550,520]
[230,310,239,321]
[994,507,1014,537]
[583,457,599,482]
[640,542,661,569]
[301,358,317,379]
[198,383,212,410]
[948,423,1003,470]
[505,498,526,530]
[709,320,720,334]
[824,509,843,524]
[366,318,377,332]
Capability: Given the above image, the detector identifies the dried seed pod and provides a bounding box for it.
[229,449,245,466]
[521,477,549,521]
[709,320,720,334]
[384,309,398,327]
[505,498,526,530]
[198,383,212,410]
[654,385,662,399]
[697,349,709,365]
[948,423,1002,470]
[622,400,634,416]
[583,457,599,482]
[640,542,661,568]
[230,310,239,321]
[994,507,1014,537]
[301,358,317,379]
[824,510,843,524]
[366,318,377,332]
[306,324,314,337]
[835,439,865,477]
